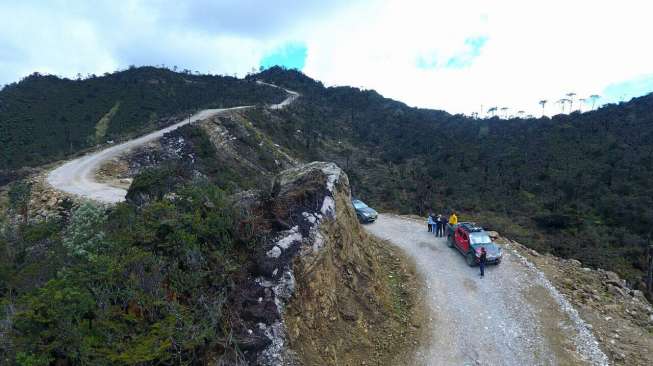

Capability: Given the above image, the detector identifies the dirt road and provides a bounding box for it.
[365,214,610,366]
[47,84,297,203]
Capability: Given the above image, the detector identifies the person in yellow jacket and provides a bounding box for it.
[448,211,458,225]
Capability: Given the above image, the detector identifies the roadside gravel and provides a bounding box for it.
[365,214,609,366]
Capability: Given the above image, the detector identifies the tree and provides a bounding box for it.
[14,278,96,365]
[566,92,577,111]
[63,202,107,260]
[539,100,547,116]
[578,98,587,112]
[8,181,32,224]
[590,94,601,110]
[517,110,525,119]
[488,106,498,117]
[557,98,568,113]
[500,107,509,119]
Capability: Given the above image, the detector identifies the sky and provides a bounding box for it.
[1,0,652,117]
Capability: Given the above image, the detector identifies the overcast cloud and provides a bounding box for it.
[1,0,652,116]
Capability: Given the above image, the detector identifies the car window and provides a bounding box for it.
[469,233,492,245]
[353,201,368,209]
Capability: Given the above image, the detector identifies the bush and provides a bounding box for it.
[8,182,251,364]
[63,202,107,260]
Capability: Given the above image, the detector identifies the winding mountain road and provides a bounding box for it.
[366,214,610,366]
[47,83,298,203]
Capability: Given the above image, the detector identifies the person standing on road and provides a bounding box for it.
[479,247,487,278]
[435,214,445,237]
[447,211,458,236]
[427,211,435,232]
[448,211,458,226]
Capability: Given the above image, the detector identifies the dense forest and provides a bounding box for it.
[1,65,651,283]
[247,67,653,284]
[1,65,652,364]
[0,66,285,171]
[1,180,260,364]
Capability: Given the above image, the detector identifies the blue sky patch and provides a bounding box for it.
[260,42,307,70]
[602,74,653,105]
[446,36,488,69]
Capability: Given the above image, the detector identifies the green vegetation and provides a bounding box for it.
[0,66,285,171]
[1,65,652,364]
[95,101,121,144]
[0,182,256,365]
[248,67,653,286]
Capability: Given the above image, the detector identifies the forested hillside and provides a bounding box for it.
[247,67,653,285]
[2,64,651,286]
[0,66,285,171]
[0,127,420,365]
[1,65,651,364]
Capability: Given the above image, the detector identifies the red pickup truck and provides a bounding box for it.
[446,222,503,266]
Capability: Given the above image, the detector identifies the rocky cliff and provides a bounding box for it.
[232,162,424,365]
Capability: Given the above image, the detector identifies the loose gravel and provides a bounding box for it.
[365,214,609,366]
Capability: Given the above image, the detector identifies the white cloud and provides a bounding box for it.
[1,0,652,117]
[302,0,653,116]
[0,0,345,84]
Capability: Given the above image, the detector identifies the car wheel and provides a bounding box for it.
[466,253,476,267]
[447,236,454,247]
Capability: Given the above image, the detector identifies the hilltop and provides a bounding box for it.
[0,66,285,173]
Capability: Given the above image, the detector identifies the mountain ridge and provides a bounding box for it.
[3,65,653,288]
[0,66,286,171]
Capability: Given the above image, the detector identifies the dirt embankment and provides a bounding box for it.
[283,178,426,366]
[239,162,426,365]
[496,236,653,366]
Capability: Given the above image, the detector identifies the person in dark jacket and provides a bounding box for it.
[479,247,487,278]
[435,214,445,237]
[427,211,435,232]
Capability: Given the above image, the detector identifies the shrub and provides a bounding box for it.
[62,202,107,260]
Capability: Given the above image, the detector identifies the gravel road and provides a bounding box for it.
[47,84,297,203]
[365,214,610,366]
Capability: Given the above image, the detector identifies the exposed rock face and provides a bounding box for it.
[231,161,422,365]
[10,174,77,223]
[243,162,346,365]
[121,128,199,178]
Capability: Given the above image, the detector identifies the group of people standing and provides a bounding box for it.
[427,211,457,237]
[427,211,488,278]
